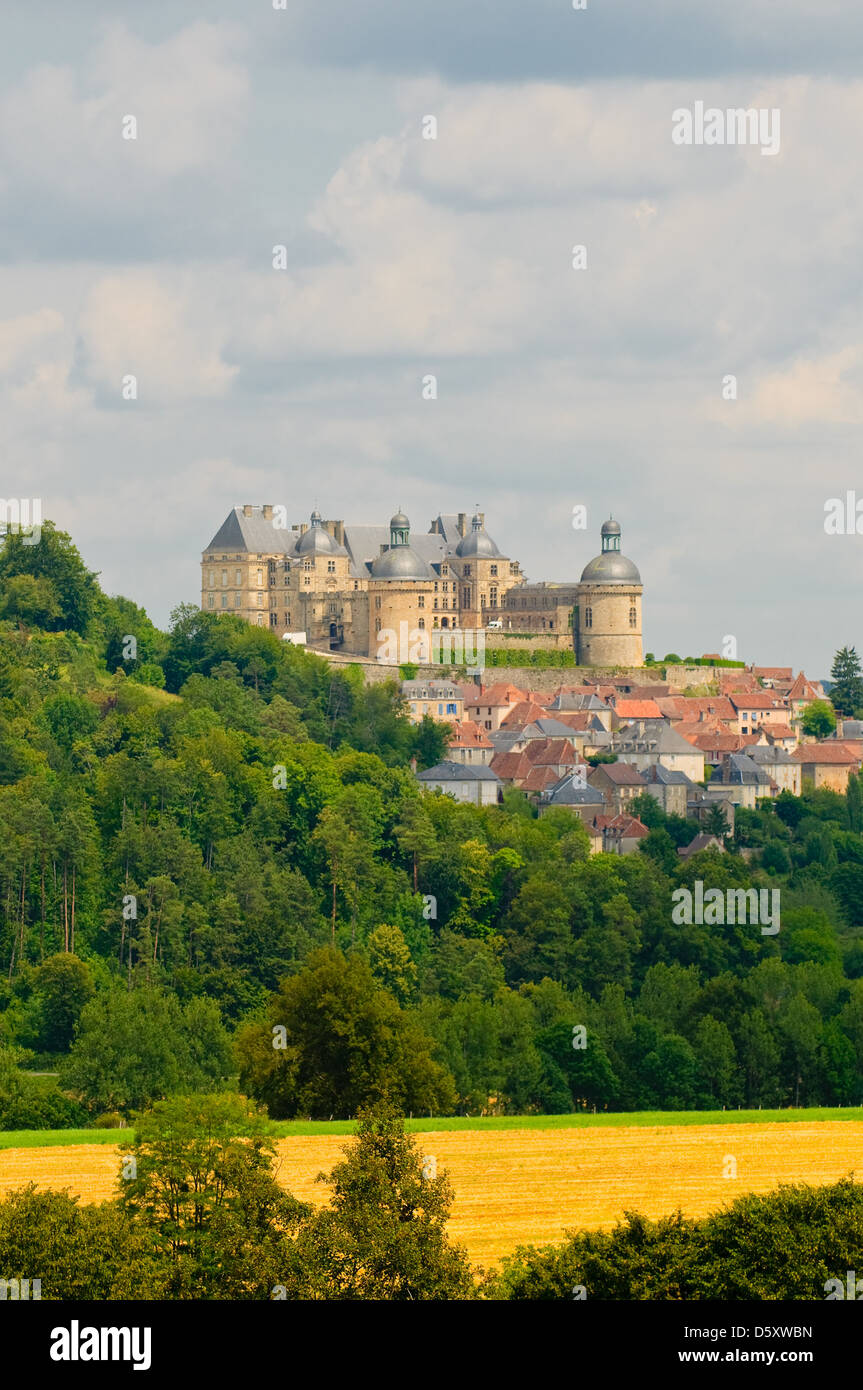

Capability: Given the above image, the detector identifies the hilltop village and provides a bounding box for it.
[405,666,852,856]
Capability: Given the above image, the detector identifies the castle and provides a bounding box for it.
[200,507,643,666]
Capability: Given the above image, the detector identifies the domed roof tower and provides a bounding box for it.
[371,510,436,581]
[455,510,500,559]
[574,517,643,668]
[296,509,346,556]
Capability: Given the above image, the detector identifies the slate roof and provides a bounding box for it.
[418,760,501,782]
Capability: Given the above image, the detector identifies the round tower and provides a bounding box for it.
[574,518,643,667]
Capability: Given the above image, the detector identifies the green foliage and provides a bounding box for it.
[0,1046,89,1130]
[236,949,456,1119]
[802,699,837,739]
[485,1177,863,1299]
[830,647,863,719]
[295,1106,475,1299]
[60,989,234,1114]
[0,522,100,634]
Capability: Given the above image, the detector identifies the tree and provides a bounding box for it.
[367,925,418,1005]
[28,953,94,1052]
[60,989,234,1114]
[0,574,62,627]
[802,699,837,740]
[704,803,731,839]
[119,1093,309,1298]
[297,1106,475,1299]
[0,1187,167,1299]
[829,647,863,718]
[0,522,100,634]
[236,948,456,1119]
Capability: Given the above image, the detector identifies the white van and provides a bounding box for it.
[486,620,503,630]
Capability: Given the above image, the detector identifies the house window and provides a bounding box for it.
[446,703,457,714]
[438,703,444,715]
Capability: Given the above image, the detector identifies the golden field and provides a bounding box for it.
[1,1121,862,1268]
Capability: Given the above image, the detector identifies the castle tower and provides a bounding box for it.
[573,518,643,667]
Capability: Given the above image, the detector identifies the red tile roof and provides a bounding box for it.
[614,699,664,720]
[792,743,861,764]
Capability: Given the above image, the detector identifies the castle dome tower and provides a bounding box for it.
[574,517,643,667]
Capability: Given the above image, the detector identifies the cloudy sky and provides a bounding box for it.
[3,0,863,676]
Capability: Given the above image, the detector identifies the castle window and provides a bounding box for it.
[418,595,425,608]
[235,568,242,585]
[208,571,215,588]
[375,618,382,632]
[221,570,228,586]
[327,561,336,573]
[463,588,470,607]
[442,582,448,592]
[434,599,438,610]
[441,565,448,576]
[490,564,497,577]
[257,569,263,586]
[234,593,241,608]
[585,606,592,629]
[256,615,263,626]
[256,592,264,607]
[354,581,358,590]
[442,598,448,609]
[375,596,382,609]
[629,606,637,628]
[464,565,471,577]
[490,588,498,608]
[207,594,214,608]
[270,614,278,627]
[221,593,228,609]
[418,617,425,629]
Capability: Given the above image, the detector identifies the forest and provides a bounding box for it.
[2,523,863,1125]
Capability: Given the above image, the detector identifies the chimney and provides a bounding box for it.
[458,512,466,536]
[243,504,253,517]
[334,520,345,545]
[262,504,272,520]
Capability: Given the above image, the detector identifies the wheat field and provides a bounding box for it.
[1,1121,861,1268]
